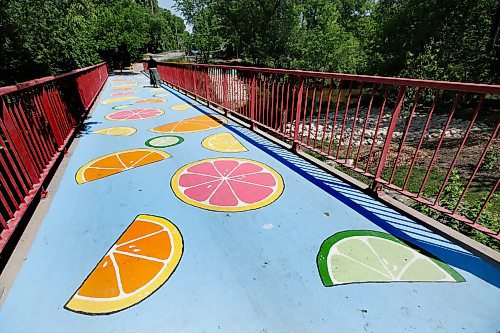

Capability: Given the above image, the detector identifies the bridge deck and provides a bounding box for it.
[0,72,498,332]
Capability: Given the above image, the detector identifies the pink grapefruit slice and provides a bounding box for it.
[171,158,284,212]
[105,108,164,121]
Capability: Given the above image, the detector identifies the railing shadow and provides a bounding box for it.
[159,80,500,288]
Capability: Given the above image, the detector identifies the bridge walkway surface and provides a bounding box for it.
[0,71,498,332]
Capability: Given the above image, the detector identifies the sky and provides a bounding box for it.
[157,0,192,32]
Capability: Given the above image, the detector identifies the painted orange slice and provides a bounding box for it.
[112,91,135,96]
[65,214,183,315]
[105,108,164,121]
[75,149,171,184]
[134,99,166,104]
[112,87,134,91]
[150,115,227,134]
[171,158,284,212]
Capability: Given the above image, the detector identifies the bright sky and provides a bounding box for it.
[157,0,192,32]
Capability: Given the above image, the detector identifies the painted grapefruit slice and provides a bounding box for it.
[150,115,227,134]
[201,132,248,153]
[134,98,166,104]
[171,158,284,212]
[76,148,171,184]
[317,230,465,287]
[92,127,137,136]
[105,108,164,121]
[65,214,183,315]
[101,97,138,105]
[146,135,184,148]
[170,103,199,111]
[112,91,135,96]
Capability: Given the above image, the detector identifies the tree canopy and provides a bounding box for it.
[175,0,499,84]
[0,0,189,85]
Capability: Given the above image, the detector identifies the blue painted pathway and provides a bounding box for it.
[0,73,499,332]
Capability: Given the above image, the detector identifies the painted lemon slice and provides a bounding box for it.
[112,104,134,110]
[151,88,165,92]
[145,135,184,148]
[101,97,138,105]
[150,115,227,133]
[134,99,166,104]
[76,149,171,184]
[92,127,137,136]
[317,230,465,286]
[105,108,164,121]
[170,103,199,111]
[153,93,169,98]
[201,132,247,153]
[65,214,183,315]
[171,158,284,212]
[111,91,135,96]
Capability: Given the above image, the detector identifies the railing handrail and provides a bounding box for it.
[0,62,107,96]
[153,61,500,95]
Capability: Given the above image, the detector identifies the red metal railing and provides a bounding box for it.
[0,62,108,252]
[145,61,500,241]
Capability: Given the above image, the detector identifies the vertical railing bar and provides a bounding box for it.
[300,83,310,142]
[418,92,463,197]
[320,82,334,153]
[346,83,365,164]
[402,90,441,190]
[313,79,325,149]
[389,87,421,184]
[327,82,344,156]
[336,81,354,159]
[452,123,499,213]
[307,83,317,147]
[355,83,377,168]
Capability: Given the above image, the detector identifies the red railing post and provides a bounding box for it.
[293,78,305,152]
[250,74,256,130]
[223,70,228,111]
[371,85,406,192]
[192,68,197,99]
[205,69,210,106]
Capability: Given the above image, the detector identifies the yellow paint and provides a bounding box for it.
[100,97,138,105]
[65,214,183,315]
[134,99,166,104]
[75,149,171,184]
[170,103,199,111]
[201,132,248,153]
[92,127,137,136]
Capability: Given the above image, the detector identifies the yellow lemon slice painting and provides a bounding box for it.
[92,127,137,136]
[317,230,465,287]
[170,103,199,111]
[75,149,171,184]
[65,214,183,315]
[201,132,248,153]
[100,97,138,105]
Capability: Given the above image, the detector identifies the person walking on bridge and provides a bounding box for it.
[148,56,161,87]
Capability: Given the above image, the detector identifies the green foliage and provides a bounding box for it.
[481,149,498,171]
[0,0,188,85]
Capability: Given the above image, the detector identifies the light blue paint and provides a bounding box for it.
[0,74,498,333]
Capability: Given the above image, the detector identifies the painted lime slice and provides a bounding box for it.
[112,104,134,110]
[145,135,184,148]
[317,230,464,286]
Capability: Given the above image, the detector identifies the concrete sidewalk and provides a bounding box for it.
[0,72,498,333]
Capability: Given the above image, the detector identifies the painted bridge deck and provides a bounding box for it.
[0,72,498,333]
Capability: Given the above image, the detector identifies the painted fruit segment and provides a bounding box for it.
[150,115,227,134]
[112,91,135,96]
[65,214,183,315]
[171,158,284,212]
[76,149,171,184]
[145,135,184,148]
[134,99,166,104]
[317,230,465,287]
[170,103,199,111]
[201,132,248,153]
[105,108,164,121]
[100,97,138,105]
[92,127,137,136]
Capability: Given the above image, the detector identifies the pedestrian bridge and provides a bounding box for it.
[0,63,498,332]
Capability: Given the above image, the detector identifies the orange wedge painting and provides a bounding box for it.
[65,214,183,315]
[75,149,171,184]
[150,115,227,134]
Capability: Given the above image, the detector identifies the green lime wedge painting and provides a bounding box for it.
[317,230,465,286]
